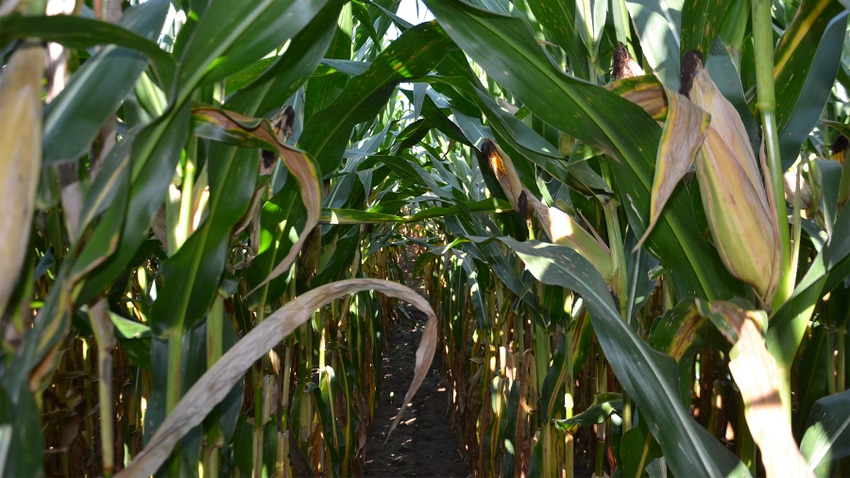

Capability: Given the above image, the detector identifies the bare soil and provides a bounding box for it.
[363,305,469,478]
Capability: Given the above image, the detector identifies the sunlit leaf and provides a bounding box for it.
[300,21,454,173]
[801,389,850,477]
[0,14,175,84]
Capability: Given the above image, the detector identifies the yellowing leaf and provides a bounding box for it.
[0,42,43,314]
[190,107,321,294]
[636,88,710,248]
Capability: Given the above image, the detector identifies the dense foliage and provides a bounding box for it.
[1,0,849,476]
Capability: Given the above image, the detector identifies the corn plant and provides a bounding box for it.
[1,0,849,477]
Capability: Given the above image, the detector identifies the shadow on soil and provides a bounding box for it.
[363,306,470,478]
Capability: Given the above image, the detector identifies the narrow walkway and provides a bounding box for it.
[363,306,469,477]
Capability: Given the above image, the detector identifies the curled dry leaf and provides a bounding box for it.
[635,87,710,249]
[116,278,437,477]
[190,107,321,294]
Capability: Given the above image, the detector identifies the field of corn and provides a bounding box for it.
[2,0,850,476]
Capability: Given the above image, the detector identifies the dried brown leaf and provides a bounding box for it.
[636,88,710,249]
[117,279,436,477]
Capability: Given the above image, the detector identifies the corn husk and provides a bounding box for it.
[635,51,780,303]
[0,41,44,314]
[683,52,781,303]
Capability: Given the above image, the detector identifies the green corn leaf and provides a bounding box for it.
[147,145,257,335]
[680,0,732,58]
[525,0,587,79]
[774,2,847,170]
[501,237,749,478]
[424,0,739,301]
[625,0,683,90]
[199,0,330,86]
[42,0,171,163]
[189,107,321,295]
[225,0,344,117]
[648,298,713,361]
[0,14,175,84]
[74,104,191,300]
[300,21,454,173]
[554,392,622,434]
[172,0,327,105]
[801,389,850,477]
[767,207,850,370]
[0,382,41,477]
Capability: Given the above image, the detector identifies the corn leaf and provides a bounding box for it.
[425,0,740,301]
[501,237,748,477]
[42,0,170,163]
[189,107,321,295]
[625,0,683,90]
[300,21,454,173]
[0,14,174,83]
[773,1,847,170]
[117,279,437,478]
[801,389,850,477]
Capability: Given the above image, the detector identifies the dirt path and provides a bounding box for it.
[363,306,469,478]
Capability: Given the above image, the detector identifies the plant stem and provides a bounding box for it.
[166,327,184,477]
[252,367,264,478]
[838,322,847,392]
[751,0,793,312]
[594,348,607,477]
[89,299,116,478]
[635,431,652,478]
[565,302,575,478]
[203,296,225,477]
[602,199,626,312]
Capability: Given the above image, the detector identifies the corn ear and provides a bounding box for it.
[683,51,781,303]
[830,135,847,166]
[830,135,849,206]
[0,41,44,315]
[482,140,613,284]
[482,140,525,215]
[611,43,644,80]
[607,44,667,121]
